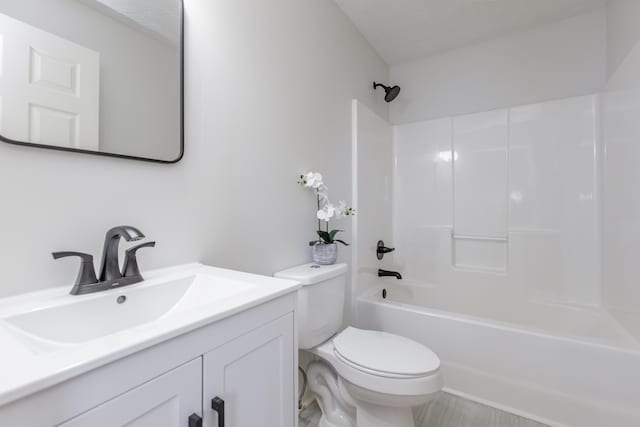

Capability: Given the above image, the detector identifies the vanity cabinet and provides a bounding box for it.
[203,314,295,427]
[0,292,298,427]
[59,313,294,427]
[59,359,202,427]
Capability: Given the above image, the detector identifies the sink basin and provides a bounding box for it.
[0,263,301,408]
[4,273,255,344]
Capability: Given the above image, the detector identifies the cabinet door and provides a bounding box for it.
[60,358,202,427]
[203,313,295,427]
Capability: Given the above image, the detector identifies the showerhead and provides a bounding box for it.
[373,82,401,103]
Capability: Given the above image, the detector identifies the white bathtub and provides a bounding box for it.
[357,284,640,427]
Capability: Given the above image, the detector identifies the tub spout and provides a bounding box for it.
[378,269,402,280]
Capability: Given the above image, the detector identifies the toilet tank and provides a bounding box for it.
[275,263,347,349]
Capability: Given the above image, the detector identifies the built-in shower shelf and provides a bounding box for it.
[451,232,508,273]
[452,234,508,242]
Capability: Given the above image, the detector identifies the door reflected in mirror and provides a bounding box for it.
[0,0,183,162]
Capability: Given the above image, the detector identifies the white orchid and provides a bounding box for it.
[304,172,324,189]
[317,203,336,222]
[335,201,355,218]
[299,171,330,201]
[298,172,354,247]
[317,184,330,202]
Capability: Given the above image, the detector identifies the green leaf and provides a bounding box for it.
[335,239,350,246]
[309,240,319,246]
[316,230,332,243]
[329,229,344,240]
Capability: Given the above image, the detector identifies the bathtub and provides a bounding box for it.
[356,284,640,427]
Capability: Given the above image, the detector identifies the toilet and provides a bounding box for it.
[275,263,443,427]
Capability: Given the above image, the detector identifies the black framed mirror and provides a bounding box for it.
[0,0,184,163]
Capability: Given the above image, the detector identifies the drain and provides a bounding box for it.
[382,289,387,299]
[117,295,127,304]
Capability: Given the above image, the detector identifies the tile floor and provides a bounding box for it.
[299,392,550,427]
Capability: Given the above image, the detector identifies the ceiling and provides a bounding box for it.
[82,0,180,46]
[334,0,606,64]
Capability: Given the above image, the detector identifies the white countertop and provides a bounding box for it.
[0,263,301,407]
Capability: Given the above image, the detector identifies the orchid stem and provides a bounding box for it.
[317,194,322,243]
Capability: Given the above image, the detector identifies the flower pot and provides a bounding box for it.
[312,243,338,265]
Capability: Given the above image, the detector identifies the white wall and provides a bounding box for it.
[389,9,607,124]
[0,0,389,298]
[602,3,640,340]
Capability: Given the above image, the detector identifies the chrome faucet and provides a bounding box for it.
[53,225,155,295]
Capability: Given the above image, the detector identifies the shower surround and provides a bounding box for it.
[392,94,601,308]
[349,6,640,424]
[351,88,640,426]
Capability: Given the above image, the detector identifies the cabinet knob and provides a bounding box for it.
[188,413,202,427]
[211,396,225,427]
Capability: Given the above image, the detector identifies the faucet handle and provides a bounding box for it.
[52,252,98,291]
[122,242,156,278]
[376,240,395,260]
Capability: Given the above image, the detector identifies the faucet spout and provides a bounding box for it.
[99,225,145,282]
[378,269,402,280]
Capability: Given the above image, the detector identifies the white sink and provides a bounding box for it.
[4,273,254,344]
[0,263,301,407]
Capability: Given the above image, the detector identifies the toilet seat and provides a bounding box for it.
[333,327,440,379]
[310,328,443,397]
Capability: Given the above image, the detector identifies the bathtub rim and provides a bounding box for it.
[358,285,640,355]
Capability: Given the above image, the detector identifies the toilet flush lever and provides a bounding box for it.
[376,240,395,260]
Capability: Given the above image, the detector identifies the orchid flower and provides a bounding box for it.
[299,172,323,189]
[317,203,336,222]
[298,172,354,246]
[335,200,355,218]
[317,184,330,203]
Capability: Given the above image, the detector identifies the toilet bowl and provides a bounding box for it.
[306,327,442,427]
[274,263,443,427]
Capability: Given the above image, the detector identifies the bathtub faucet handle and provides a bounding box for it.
[377,240,395,260]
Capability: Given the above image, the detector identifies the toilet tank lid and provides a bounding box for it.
[274,263,347,285]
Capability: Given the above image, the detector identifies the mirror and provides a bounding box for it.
[0,0,183,163]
